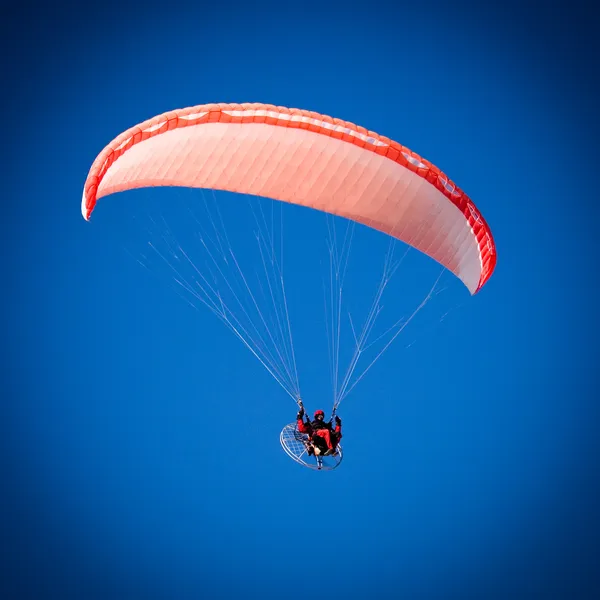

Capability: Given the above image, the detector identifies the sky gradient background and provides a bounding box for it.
[3,1,599,599]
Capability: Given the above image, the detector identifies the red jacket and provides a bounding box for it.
[297,416,341,437]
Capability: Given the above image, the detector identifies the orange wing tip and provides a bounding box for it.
[81,191,88,220]
[81,190,92,221]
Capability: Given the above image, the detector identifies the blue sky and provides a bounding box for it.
[3,1,599,598]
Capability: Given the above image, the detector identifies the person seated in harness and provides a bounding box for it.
[296,401,342,456]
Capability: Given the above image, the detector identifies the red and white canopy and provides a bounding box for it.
[82,102,496,294]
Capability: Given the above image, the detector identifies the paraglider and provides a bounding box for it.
[280,401,343,471]
[297,402,342,456]
[82,102,495,294]
[81,102,496,471]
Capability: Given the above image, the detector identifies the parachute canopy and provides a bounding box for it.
[82,103,496,293]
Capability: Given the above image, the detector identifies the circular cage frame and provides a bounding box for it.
[280,423,343,471]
